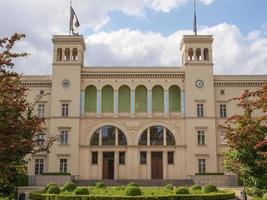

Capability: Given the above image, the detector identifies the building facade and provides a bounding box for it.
[24,34,267,181]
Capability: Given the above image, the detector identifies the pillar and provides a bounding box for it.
[114,90,118,116]
[99,128,102,146]
[164,90,169,116]
[163,151,167,179]
[114,151,119,179]
[97,90,101,116]
[130,90,135,116]
[115,128,118,146]
[181,90,185,115]
[99,150,103,179]
[80,90,85,115]
[163,128,166,146]
[147,128,150,146]
[147,150,151,179]
[147,90,152,116]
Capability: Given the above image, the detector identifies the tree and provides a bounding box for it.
[223,84,267,197]
[0,33,55,197]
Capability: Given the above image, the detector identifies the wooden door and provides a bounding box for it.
[103,152,114,179]
[151,152,163,179]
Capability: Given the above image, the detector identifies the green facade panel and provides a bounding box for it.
[85,85,97,113]
[152,85,164,113]
[135,85,147,113]
[118,85,130,113]
[102,85,114,113]
[169,85,181,112]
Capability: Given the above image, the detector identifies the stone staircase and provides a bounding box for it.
[75,179,194,186]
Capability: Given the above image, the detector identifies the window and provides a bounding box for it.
[220,90,225,95]
[204,48,209,60]
[197,104,204,117]
[90,130,99,146]
[188,48,194,61]
[150,126,163,146]
[139,130,147,146]
[35,159,44,175]
[166,130,176,145]
[40,90,44,95]
[59,130,68,145]
[91,152,98,164]
[102,126,115,146]
[60,159,67,173]
[140,151,147,164]
[220,104,227,118]
[36,133,45,146]
[62,103,69,117]
[197,130,205,145]
[198,159,206,174]
[38,104,45,118]
[118,130,127,146]
[119,152,125,165]
[168,151,174,164]
[220,129,228,145]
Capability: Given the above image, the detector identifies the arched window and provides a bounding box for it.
[85,85,97,113]
[102,85,114,113]
[57,48,62,61]
[152,85,164,113]
[64,48,70,61]
[138,126,176,146]
[135,85,147,113]
[204,48,209,60]
[90,126,127,146]
[118,85,130,113]
[188,48,193,61]
[72,48,78,61]
[196,48,201,61]
[169,85,181,112]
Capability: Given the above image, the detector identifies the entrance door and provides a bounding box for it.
[151,152,163,179]
[103,152,114,179]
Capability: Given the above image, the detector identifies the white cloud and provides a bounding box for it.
[85,23,267,75]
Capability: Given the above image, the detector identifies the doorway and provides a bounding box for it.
[103,152,114,179]
[151,152,163,179]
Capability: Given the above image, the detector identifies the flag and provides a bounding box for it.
[70,6,80,35]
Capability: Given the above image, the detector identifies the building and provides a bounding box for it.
[23,33,267,181]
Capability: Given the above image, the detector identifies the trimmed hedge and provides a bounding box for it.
[165,184,174,190]
[47,186,61,194]
[125,186,142,196]
[29,191,44,200]
[127,182,139,187]
[195,173,224,175]
[63,181,77,192]
[191,185,201,191]
[44,183,57,193]
[175,187,189,194]
[41,172,71,176]
[95,182,106,189]
[41,192,235,200]
[202,184,217,193]
[74,187,90,195]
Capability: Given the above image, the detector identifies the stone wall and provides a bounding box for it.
[192,175,238,186]
[28,175,75,186]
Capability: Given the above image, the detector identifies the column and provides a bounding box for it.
[147,90,152,116]
[163,151,167,179]
[99,129,102,146]
[164,90,169,116]
[163,128,167,146]
[99,150,103,179]
[114,90,118,116]
[97,90,102,116]
[115,128,118,146]
[181,90,185,115]
[130,90,135,116]
[147,150,151,179]
[114,151,119,179]
[147,128,150,146]
[80,90,85,115]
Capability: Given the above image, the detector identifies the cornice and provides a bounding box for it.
[21,81,52,88]
[214,80,267,87]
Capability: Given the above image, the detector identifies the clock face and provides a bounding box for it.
[195,80,204,88]
[62,79,70,88]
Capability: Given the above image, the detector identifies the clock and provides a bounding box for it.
[195,80,204,88]
[62,79,70,88]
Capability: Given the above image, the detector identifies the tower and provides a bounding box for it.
[48,35,86,175]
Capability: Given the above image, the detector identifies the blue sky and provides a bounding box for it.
[0,0,267,75]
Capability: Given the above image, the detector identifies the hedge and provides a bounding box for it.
[41,172,71,176]
[195,173,224,175]
[29,191,44,200]
[39,192,235,200]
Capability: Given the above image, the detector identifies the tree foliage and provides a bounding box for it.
[0,33,55,197]
[223,84,267,197]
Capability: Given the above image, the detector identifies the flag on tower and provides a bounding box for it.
[69,5,80,35]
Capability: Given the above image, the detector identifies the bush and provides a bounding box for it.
[127,182,139,187]
[63,181,77,192]
[175,187,189,194]
[195,173,224,175]
[44,183,57,193]
[165,184,174,190]
[125,186,142,196]
[95,182,105,189]
[191,185,202,191]
[202,184,217,193]
[47,186,61,194]
[29,191,44,200]
[74,187,89,195]
[41,172,71,176]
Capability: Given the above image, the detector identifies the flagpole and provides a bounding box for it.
[69,0,72,35]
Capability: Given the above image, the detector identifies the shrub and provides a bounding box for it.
[95,182,105,189]
[191,184,202,191]
[127,182,139,187]
[63,181,77,192]
[165,184,174,190]
[202,184,217,193]
[47,186,61,194]
[44,183,57,193]
[175,187,189,194]
[74,187,89,195]
[41,172,71,176]
[29,191,44,200]
[125,186,142,196]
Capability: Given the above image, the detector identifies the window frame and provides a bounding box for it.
[197,103,204,117]
[91,151,98,165]
[198,158,206,174]
[119,151,126,165]
[167,151,174,164]
[197,130,205,145]
[219,104,227,118]
[35,159,44,175]
[62,103,69,117]
[37,103,45,118]
[140,151,147,165]
[59,129,69,145]
[59,158,68,173]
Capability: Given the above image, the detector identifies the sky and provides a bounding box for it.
[1,0,267,75]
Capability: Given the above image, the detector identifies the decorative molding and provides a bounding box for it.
[21,81,51,88]
[214,81,267,87]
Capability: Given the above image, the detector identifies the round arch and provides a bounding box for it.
[85,85,97,113]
